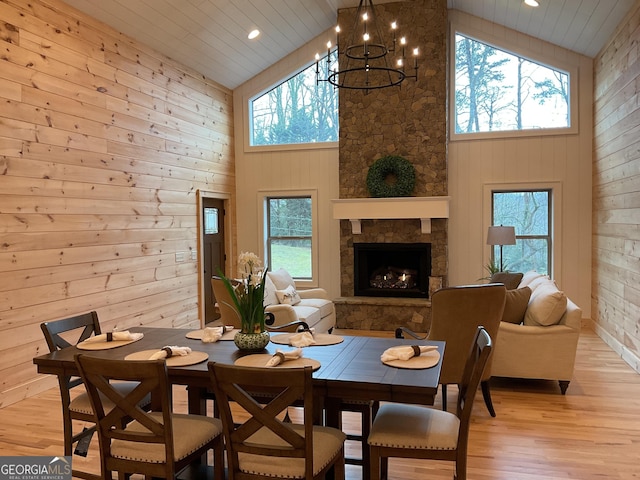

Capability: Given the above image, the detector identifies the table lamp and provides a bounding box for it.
[487,225,516,272]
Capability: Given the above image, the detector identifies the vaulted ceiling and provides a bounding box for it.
[62,0,636,90]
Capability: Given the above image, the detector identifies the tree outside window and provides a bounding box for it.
[455,33,569,134]
[492,190,551,275]
[266,197,312,279]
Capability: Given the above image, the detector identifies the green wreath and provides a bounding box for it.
[366,155,416,198]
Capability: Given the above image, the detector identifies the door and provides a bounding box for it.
[203,198,225,324]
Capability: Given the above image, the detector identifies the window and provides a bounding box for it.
[250,53,338,147]
[454,33,570,135]
[492,190,551,275]
[266,196,312,279]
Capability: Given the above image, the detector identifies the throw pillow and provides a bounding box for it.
[268,268,296,290]
[524,282,567,326]
[263,274,278,306]
[502,286,532,324]
[490,272,524,290]
[518,270,547,288]
[276,285,301,305]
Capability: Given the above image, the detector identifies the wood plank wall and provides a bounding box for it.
[592,0,640,373]
[0,0,235,407]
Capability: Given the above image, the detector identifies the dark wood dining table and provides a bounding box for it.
[33,326,444,426]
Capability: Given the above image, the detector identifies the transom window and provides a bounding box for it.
[250,54,338,147]
[492,190,551,275]
[454,33,570,135]
[265,196,312,279]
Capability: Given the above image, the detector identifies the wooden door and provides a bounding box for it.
[203,198,225,324]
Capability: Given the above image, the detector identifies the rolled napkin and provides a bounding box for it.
[149,345,192,360]
[82,331,143,343]
[265,348,303,367]
[289,331,316,347]
[381,345,438,363]
[201,326,223,343]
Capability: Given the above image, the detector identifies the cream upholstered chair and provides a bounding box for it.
[397,283,506,416]
[40,312,151,480]
[208,361,346,480]
[75,355,224,480]
[368,327,493,480]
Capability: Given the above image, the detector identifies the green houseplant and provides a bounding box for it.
[218,252,270,351]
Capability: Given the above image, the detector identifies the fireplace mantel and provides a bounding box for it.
[332,196,450,234]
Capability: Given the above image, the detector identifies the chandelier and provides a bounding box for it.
[315,0,419,92]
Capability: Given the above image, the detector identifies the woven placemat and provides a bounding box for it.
[77,334,144,351]
[124,350,209,366]
[269,333,344,346]
[382,351,440,369]
[234,354,321,371]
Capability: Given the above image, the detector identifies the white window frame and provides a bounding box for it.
[450,23,579,142]
[257,189,319,288]
[483,182,562,285]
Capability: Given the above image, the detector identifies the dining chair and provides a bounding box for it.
[40,312,152,480]
[368,326,493,480]
[75,354,225,480]
[211,275,242,328]
[396,283,506,416]
[207,361,347,480]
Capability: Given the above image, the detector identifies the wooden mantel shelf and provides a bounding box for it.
[331,196,450,234]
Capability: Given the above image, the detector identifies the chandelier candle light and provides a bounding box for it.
[316,0,418,92]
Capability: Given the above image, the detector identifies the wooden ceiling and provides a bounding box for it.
[61,0,636,89]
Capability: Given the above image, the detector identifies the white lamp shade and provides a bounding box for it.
[487,226,516,246]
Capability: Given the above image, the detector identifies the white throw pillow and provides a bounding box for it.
[263,274,278,306]
[524,281,567,326]
[276,285,301,305]
[518,270,547,289]
[267,268,296,290]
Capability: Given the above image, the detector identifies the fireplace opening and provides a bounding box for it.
[354,243,431,298]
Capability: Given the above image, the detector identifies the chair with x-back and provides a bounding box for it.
[40,311,151,480]
[208,361,346,480]
[368,326,493,480]
[76,354,225,480]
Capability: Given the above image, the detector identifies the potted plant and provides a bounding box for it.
[218,252,270,351]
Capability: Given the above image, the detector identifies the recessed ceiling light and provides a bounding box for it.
[524,0,539,6]
[248,29,260,40]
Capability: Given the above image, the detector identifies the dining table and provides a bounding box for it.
[33,326,443,476]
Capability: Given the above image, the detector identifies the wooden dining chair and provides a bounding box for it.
[207,361,347,480]
[75,354,225,480]
[368,326,493,480]
[40,312,151,480]
[396,283,506,416]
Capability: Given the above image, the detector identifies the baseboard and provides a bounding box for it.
[590,319,640,374]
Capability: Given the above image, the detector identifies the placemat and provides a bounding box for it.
[77,333,144,351]
[185,328,238,341]
[269,333,344,346]
[382,351,440,369]
[234,354,321,371]
[124,350,209,366]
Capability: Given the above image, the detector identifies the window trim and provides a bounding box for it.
[257,189,319,288]
[449,23,579,142]
[483,182,562,284]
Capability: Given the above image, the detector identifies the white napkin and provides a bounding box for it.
[265,348,303,367]
[381,345,438,362]
[83,331,143,343]
[149,345,192,360]
[201,326,223,343]
[289,331,316,347]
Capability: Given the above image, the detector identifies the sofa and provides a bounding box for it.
[263,268,336,334]
[490,271,582,394]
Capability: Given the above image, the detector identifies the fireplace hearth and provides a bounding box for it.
[354,243,431,298]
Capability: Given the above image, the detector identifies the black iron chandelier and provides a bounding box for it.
[315,0,419,92]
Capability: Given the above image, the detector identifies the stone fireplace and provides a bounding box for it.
[334,0,448,332]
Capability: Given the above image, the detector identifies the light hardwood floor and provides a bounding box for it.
[1,327,639,480]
